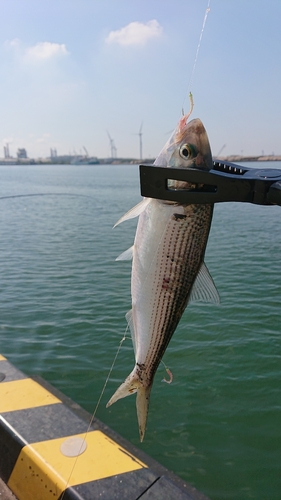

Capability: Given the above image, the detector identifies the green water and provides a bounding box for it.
[0,163,280,499]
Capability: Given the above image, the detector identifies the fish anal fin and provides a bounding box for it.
[113,198,150,228]
[189,262,220,304]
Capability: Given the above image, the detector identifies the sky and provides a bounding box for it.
[1,0,281,159]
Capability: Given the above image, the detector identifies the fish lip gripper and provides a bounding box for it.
[139,161,281,206]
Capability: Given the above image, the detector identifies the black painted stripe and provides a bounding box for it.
[0,356,210,500]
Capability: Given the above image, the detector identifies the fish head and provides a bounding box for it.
[154,117,212,171]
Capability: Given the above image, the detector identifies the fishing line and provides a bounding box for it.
[0,193,91,201]
[60,326,129,499]
[2,188,130,497]
[62,4,211,493]
[90,326,129,423]
[182,0,211,113]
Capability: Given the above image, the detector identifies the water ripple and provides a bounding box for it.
[0,163,280,500]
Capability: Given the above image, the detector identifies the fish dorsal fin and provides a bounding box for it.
[189,262,220,304]
[113,198,150,228]
[116,245,134,261]
[125,309,137,354]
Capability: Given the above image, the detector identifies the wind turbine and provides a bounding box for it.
[107,131,117,158]
[137,122,143,160]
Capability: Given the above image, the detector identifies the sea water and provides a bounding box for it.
[0,162,280,500]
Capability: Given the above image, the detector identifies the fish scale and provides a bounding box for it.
[144,203,213,379]
[107,118,220,441]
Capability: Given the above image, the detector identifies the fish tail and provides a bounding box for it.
[106,367,151,441]
[136,385,151,442]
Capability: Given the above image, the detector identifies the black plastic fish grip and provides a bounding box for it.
[139,161,281,206]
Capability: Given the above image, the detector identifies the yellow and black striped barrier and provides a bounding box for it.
[0,354,209,500]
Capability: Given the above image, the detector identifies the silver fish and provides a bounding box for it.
[107,116,219,441]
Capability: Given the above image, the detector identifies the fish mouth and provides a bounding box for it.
[176,118,206,143]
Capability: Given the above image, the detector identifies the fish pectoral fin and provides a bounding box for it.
[116,246,134,261]
[189,262,220,304]
[125,309,137,354]
[113,198,150,228]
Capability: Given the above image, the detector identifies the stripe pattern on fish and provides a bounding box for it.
[107,117,219,441]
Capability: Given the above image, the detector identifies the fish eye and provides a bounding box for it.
[179,143,196,160]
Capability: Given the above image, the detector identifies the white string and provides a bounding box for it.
[182,0,211,112]
[61,4,212,495]
[60,328,129,499]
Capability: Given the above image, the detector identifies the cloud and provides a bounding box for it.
[3,39,69,65]
[25,42,69,61]
[105,20,163,47]
[4,38,21,50]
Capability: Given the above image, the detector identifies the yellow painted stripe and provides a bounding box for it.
[9,430,146,500]
[0,354,6,361]
[0,378,61,412]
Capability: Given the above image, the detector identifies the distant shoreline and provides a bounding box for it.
[0,155,281,166]
[214,155,281,163]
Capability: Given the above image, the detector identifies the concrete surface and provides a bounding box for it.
[0,478,17,499]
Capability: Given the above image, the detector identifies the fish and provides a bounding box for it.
[106,115,219,441]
